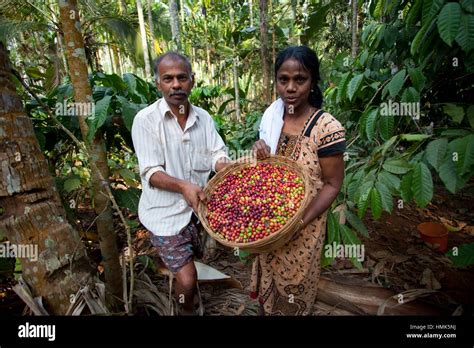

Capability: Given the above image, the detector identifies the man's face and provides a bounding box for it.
[156,57,194,112]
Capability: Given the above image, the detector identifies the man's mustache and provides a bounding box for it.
[169,91,188,97]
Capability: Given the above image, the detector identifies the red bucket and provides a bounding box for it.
[417,222,448,253]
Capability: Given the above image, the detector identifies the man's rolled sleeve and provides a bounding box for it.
[131,117,165,188]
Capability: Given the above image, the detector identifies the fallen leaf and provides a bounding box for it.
[371,250,392,259]
[420,268,441,290]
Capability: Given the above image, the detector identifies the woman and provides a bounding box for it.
[250,46,346,315]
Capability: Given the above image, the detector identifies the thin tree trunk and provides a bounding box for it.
[169,0,182,51]
[249,0,254,27]
[58,0,123,311]
[136,0,152,77]
[259,0,272,106]
[229,8,241,121]
[0,41,94,315]
[202,1,212,81]
[112,45,123,76]
[107,39,115,74]
[118,0,127,14]
[271,0,276,101]
[147,0,156,56]
[351,0,359,58]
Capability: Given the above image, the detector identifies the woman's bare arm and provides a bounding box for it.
[301,154,345,227]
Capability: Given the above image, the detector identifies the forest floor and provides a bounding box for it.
[1,182,473,315]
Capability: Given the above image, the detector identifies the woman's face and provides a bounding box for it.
[276,58,312,112]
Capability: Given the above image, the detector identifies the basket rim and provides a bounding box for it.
[197,155,311,250]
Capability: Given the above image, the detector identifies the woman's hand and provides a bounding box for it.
[252,139,271,159]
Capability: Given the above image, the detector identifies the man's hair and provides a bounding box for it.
[153,52,193,82]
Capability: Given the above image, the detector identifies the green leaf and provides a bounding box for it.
[381,135,398,156]
[455,13,474,52]
[467,105,474,128]
[337,72,351,103]
[408,67,427,92]
[378,170,401,192]
[450,135,474,177]
[339,225,364,270]
[439,157,468,193]
[113,188,140,214]
[413,162,433,208]
[63,177,81,193]
[411,20,436,55]
[327,210,340,244]
[345,210,369,237]
[446,243,474,267]
[365,109,378,141]
[347,74,364,101]
[388,69,406,98]
[407,0,423,27]
[400,133,431,141]
[425,138,448,170]
[401,87,420,103]
[375,181,393,213]
[383,159,412,174]
[400,171,414,203]
[87,95,112,143]
[358,187,372,219]
[379,115,395,141]
[460,0,474,13]
[123,73,137,95]
[437,2,462,46]
[422,0,445,25]
[370,188,383,219]
[444,103,465,123]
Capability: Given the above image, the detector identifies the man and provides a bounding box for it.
[131,52,230,315]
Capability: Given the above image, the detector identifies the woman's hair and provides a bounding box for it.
[274,46,323,108]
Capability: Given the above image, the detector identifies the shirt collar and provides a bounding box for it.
[157,98,199,121]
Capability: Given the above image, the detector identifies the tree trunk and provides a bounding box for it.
[112,45,123,77]
[259,0,272,106]
[136,0,152,77]
[270,0,276,101]
[351,0,359,58]
[249,0,254,27]
[147,0,156,56]
[118,0,127,14]
[0,41,95,315]
[169,0,182,51]
[229,8,241,121]
[58,0,123,311]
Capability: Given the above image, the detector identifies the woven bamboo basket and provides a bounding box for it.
[198,155,311,254]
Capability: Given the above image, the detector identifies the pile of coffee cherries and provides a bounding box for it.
[206,163,305,243]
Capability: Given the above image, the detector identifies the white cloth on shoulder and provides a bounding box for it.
[258,98,285,154]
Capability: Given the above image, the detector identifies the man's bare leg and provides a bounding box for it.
[175,260,197,315]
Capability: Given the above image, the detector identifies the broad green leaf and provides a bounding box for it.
[123,73,137,95]
[400,133,431,141]
[113,188,140,214]
[337,72,351,103]
[455,13,474,52]
[378,170,401,192]
[347,74,364,101]
[422,0,445,26]
[375,181,393,213]
[407,0,423,27]
[87,95,112,143]
[425,138,448,170]
[327,210,340,244]
[441,129,471,137]
[467,105,474,128]
[381,135,398,156]
[439,157,468,193]
[345,210,369,237]
[383,159,412,174]
[388,69,406,98]
[379,115,395,141]
[437,2,462,46]
[411,20,436,55]
[339,225,364,270]
[444,103,465,123]
[400,171,414,203]
[446,243,474,267]
[358,187,372,219]
[413,162,433,208]
[365,108,378,141]
[63,177,81,193]
[408,67,427,92]
[370,188,383,219]
[401,87,420,103]
[460,0,474,13]
[450,135,474,177]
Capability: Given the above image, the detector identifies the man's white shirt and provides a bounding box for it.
[131,98,228,236]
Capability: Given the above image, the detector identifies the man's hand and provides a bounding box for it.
[181,182,207,212]
[252,139,271,159]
